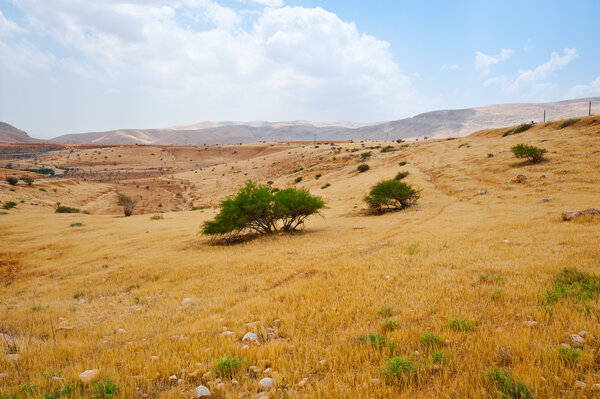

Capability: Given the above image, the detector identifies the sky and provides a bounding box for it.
[0,0,599,138]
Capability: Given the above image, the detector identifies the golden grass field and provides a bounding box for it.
[1,117,599,398]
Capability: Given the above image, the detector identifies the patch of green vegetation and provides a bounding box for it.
[398,161,407,166]
[364,180,419,214]
[2,201,16,210]
[357,333,388,347]
[559,118,581,129]
[484,366,531,398]
[512,143,547,163]
[70,222,84,227]
[321,183,331,189]
[294,176,303,183]
[545,267,600,304]
[420,331,444,346]
[214,354,244,378]
[360,151,372,159]
[557,346,580,363]
[394,171,409,180]
[429,350,449,364]
[487,153,494,158]
[357,163,370,172]
[5,176,18,185]
[380,357,417,376]
[39,188,47,192]
[480,273,505,283]
[89,378,119,398]
[23,168,55,175]
[381,145,397,153]
[150,214,164,220]
[56,205,80,213]
[407,243,419,255]
[446,317,475,331]
[315,174,322,180]
[513,123,534,134]
[491,289,505,301]
[381,319,401,331]
[43,384,76,399]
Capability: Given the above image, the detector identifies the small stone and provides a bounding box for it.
[522,321,537,327]
[195,385,211,397]
[263,367,272,374]
[182,298,193,305]
[591,383,600,391]
[215,383,225,391]
[560,343,571,350]
[231,378,239,385]
[177,379,183,385]
[242,344,250,349]
[571,334,585,348]
[79,369,100,385]
[51,376,64,381]
[319,359,326,365]
[515,174,527,183]
[478,189,487,195]
[117,328,126,334]
[168,375,177,382]
[150,355,159,361]
[554,376,565,385]
[574,380,587,389]
[258,377,274,390]
[538,198,551,203]
[242,332,259,342]
[541,174,546,179]
[220,331,235,337]
[77,299,86,305]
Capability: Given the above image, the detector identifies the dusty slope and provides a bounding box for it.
[0,122,43,143]
[0,117,599,398]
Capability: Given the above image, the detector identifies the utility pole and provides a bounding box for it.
[590,101,592,116]
[313,134,316,146]
[543,110,546,123]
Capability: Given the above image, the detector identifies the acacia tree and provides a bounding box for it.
[202,181,325,238]
[364,180,419,214]
[117,193,139,216]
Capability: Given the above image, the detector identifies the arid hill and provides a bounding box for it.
[0,121,44,143]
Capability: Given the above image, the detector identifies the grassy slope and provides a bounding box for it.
[0,117,599,398]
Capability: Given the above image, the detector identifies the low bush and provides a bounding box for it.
[6,176,18,185]
[24,168,54,175]
[2,201,17,210]
[20,176,34,185]
[214,354,244,378]
[360,151,372,159]
[364,180,419,213]
[511,143,547,163]
[315,174,322,180]
[394,171,409,180]
[484,367,531,398]
[513,123,534,134]
[150,214,164,220]
[294,176,303,183]
[117,193,138,217]
[56,205,80,213]
[380,357,417,376]
[559,118,580,129]
[357,164,370,172]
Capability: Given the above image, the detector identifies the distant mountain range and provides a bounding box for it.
[2,97,598,145]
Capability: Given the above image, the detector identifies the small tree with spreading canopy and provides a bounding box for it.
[511,143,547,163]
[202,180,325,238]
[364,180,419,214]
[117,193,139,217]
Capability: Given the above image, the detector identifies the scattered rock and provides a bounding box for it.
[522,321,537,327]
[591,383,600,391]
[514,175,527,183]
[478,189,487,195]
[79,369,100,385]
[150,355,159,361]
[538,197,551,203]
[574,380,587,389]
[265,333,276,340]
[189,369,200,377]
[117,328,127,334]
[168,375,177,382]
[562,208,600,221]
[541,174,546,179]
[182,298,193,305]
[571,334,585,348]
[579,330,596,342]
[258,377,274,390]
[242,332,259,342]
[196,385,211,397]
[220,331,236,337]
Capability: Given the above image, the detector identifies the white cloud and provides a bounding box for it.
[4,1,416,122]
[507,48,577,91]
[566,76,600,99]
[242,0,284,7]
[442,64,458,70]
[475,48,513,76]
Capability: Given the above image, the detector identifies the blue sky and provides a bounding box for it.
[0,0,598,138]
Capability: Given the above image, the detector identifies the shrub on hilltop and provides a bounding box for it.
[201,180,324,238]
[364,180,419,214]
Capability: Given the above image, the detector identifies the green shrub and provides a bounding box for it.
[201,181,324,237]
[357,333,388,347]
[513,123,534,134]
[150,214,164,220]
[380,357,417,376]
[315,174,322,180]
[376,307,393,317]
[357,164,370,172]
[6,176,18,186]
[484,367,531,398]
[487,153,494,158]
[420,331,444,346]
[55,205,80,213]
[39,188,47,192]
[511,143,547,163]
[70,222,84,227]
[364,180,419,213]
[559,118,580,129]
[447,317,475,331]
[294,176,303,183]
[88,378,119,398]
[2,201,17,210]
[394,171,409,180]
[360,151,372,159]
[545,267,600,304]
[214,354,244,378]
[557,346,580,363]
[20,176,34,185]
[381,319,401,331]
[381,145,396,153]
[24,168,54,175]
[321,183,331,189]
[398,161,407,166]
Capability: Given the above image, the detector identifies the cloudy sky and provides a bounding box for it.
[0,0,598,138]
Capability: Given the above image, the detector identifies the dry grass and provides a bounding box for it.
[0,117,599,398]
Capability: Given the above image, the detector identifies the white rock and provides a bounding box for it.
[220,331,235,337]
[574,380,587,389]
[168,375,177,381]
[242,332,259,342]
[117,328,126,334]
[258,377,274,390]
[591,383,600,391]
[77,299,85,305]
[79,369,100,385]
[478,190,487,195]
[182,298,193,305]
[571,334,585,347]
[522,321,537,327]
[150,355,159,360]
[195,385,211,397]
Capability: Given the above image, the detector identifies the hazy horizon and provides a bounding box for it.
[1,0,599,138]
